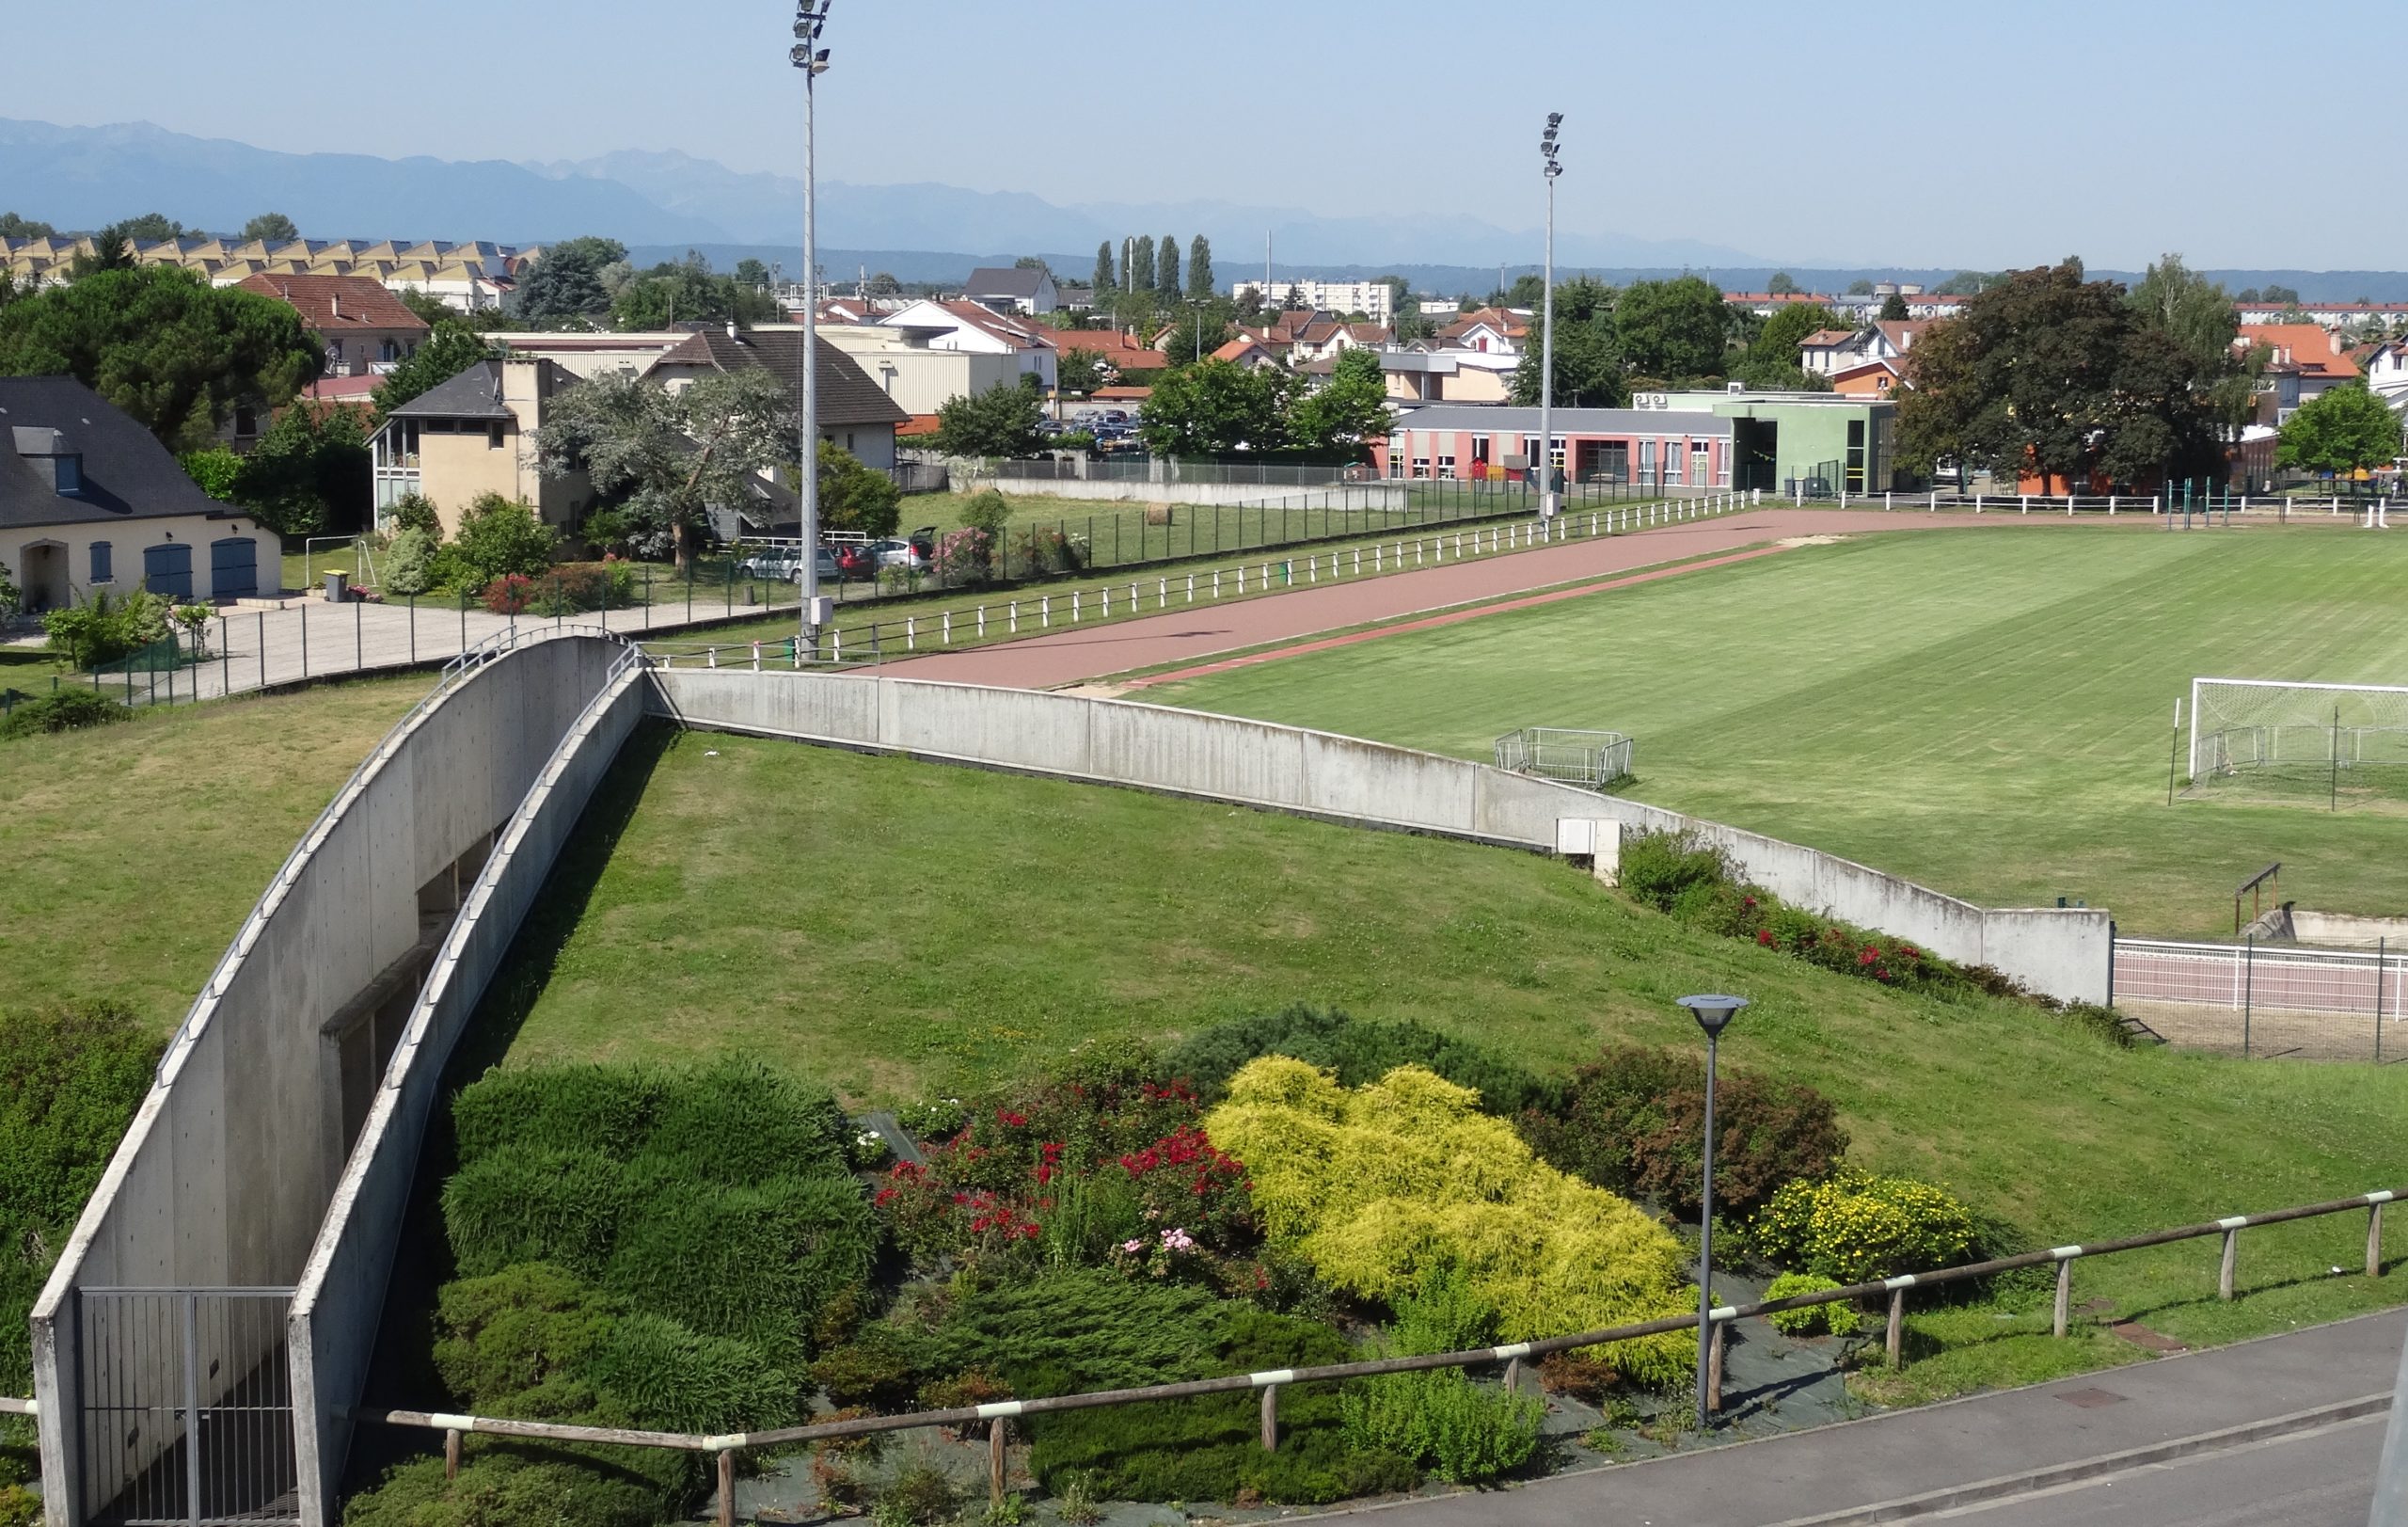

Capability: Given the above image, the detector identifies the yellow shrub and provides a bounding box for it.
[1205,1058,1693,1385]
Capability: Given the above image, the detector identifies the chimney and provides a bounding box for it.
[726,321,739,342]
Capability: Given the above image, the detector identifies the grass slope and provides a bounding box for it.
[1144,527,2408,937]
[0,676,424,1028]
[485,729,2408,1395]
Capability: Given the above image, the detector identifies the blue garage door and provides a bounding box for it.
[142,542,194,598]
[210,536,259,599]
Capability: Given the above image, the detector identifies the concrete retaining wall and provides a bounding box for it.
[29,631,639,1526]
[654,670,2110,1004]
[287,653,649,1521]
[976,477,1412,510]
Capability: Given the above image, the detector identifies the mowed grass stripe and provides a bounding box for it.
[1146,529,2408,936]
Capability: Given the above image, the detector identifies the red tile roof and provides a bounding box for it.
[1435,307,1529,342]
[237,273,430,334]
[2238,323,2359,377]
[1050,328,1170,371]
[1799,329,1859,348]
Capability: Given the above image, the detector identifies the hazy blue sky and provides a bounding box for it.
[12,0,2398,269]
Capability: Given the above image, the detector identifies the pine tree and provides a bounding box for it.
[1133,236,1156,295]
[1158,233,1182,300]
[1093,240,1116,295]
[1188,236,1214,300]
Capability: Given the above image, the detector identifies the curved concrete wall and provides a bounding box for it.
[30,631,638,1526]
[653,669,2110,1004]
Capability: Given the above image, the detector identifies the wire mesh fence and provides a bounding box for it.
[1493,726,1635,787]
[2112,935,2405,1060]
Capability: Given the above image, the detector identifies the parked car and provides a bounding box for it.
[869,537,927,571]
[834,543,880,581]
[907,525,940,563]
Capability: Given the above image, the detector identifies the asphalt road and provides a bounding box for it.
[1925,1412,2383,1525]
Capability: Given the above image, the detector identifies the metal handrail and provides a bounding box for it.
[346,1184,2400,1458]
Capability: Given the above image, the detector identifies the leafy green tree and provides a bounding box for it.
[1013,255,1054,278]
[1846,278,1875,296]
[814,438,901,536]
[106,213,190,246]
[1510,277,1623,407]
[1132,236,1156,296]
[242,213,299,244]
[69,229,137,279]
[1766,272,1799,295]
[1380,276,1428,342]
[2276,384,2403,476]
[1290,348,1388,456]
[1612,275,1730,383]
[1136,358,1288,455]
[1757,302,1842,358]
[1158,303,1233,369]
[611,251,773,330]
[1157,233,1181,301]
[1878,293,1909,321]
[231,403,371,537]
[431,493,560,588]
[531,367,794,565]
[929,374,1045,458]
[1187,235,1213,300]
[515,236,626,322]
[371,322,498,414]
[733,258,771,289]
[0,266,319,448]
[178,447,244,501]
[1092,241,1116,296]
[2128,253,2256,431]
[2260,283,2300,304]
[0,213,55,239]
[1057,348,1110,394]
[1935,271,1998,296]
[865,271,901,296]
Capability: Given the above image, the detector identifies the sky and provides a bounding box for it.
[9,0,2401,271]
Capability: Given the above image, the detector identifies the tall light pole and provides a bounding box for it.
[792,2,832,658]
[1678,994,1748,1433]
[1538,114,1564,519]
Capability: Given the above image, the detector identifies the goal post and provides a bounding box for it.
[2189,677,2408,785]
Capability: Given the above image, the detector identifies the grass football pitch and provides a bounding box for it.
[1143,525,2408,939]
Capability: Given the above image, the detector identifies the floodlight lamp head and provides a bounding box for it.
[1677,994,1749,1037]
[1547,112,1563,128]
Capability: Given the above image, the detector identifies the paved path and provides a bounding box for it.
[1318,1311,2401,1527]
[875,509,2049,692]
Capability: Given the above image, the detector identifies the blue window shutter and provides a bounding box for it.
[90,541,112,582]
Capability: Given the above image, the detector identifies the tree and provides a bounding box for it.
[372,322,498,414]
[1136,358,1288,455]
[515,236,626,322]
[2234,287,2261,304]
[1092,241,1117,296]
[1013,255,1054,279]
[0,213,55,239]
[610,251,773,330]
[1187,236,1213,301]
[1289,348,1388,456]
[1158,303,1232,369]
[531,367,794,565]
[242,213,299,244]
[431,493,560,588]
[865,271,902,296]
[1510,276,1624,408]
[2127,253,2256,432]
[107,213,190,246]
[1935,271,1999,296]
[1613,275,1729,383]
[0,265,319,449]
[733,258,771,290]
[929,374,1045,458]
[1057,348,1110,394]
[813,438,902,536]
[1766,272,1799,296]
[1878,293,1910,321]
[1155,233,1180,301]
[1131,236,1156,296]
[229,403,372,537]
[2260,284,2300,305]
[2275,385,2403,477]
[1735,301,1842,389]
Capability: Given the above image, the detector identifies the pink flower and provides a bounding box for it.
[1120,1238,1147,1254]
[1160,1228,1196,1253]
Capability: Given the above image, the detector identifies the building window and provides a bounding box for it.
[1846,419,1867,492]
[54,455,82,496]
[234,407,257,439]
[427,419,456,433]
[89,541,112,583]
[1436,454,1456,480]
[1640,438,1656,483]
[1412,456,1432,479]
[487,422,505,450]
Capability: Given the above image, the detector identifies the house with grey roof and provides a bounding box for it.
[1,375,280,612]
[963,265,1058,316]
[370,358,591,537]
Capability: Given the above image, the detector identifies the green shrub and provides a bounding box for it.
[811,1324,924,1410]
[430,493,558,590]
[442,1146,629,1281]
[387,492,442,537]
[382,528,436,596]
[1027,1310,1417,1504]
[924,1268,1227,1396]
[868,1460,959,1527]
[340,1452,659,1527]
[1521,1045,1846,1219]
[525,561,639,615]
[1751,1172,1978,1285]
[0,689,129,740]
[1616,830,1736,913]
[585,1312,800,1434]
[40,590,171,670]
[1164,1006,1557,1116]
[603,1172,875,1367]
[452,1058,848,1182]
[1340,1369,1542,1485]
[431,1265,617,1415]
[1761,1272,1861,1337]
[452,1066,662,1169]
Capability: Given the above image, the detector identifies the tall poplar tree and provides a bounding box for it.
[1092,240,1116,296]
[1132,236,1156,295]
[1187,236,1214,299]
[1158,233,1182,300]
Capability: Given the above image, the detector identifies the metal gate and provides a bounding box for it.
[78,1289,299,1527]
[141,544,195,599]
[208,538,259,600]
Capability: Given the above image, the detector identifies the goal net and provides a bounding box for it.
[2188,678,2408,805]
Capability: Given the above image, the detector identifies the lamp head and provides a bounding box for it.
[1678,994,1749,1037]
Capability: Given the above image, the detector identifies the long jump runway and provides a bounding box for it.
[874,508,2051,692]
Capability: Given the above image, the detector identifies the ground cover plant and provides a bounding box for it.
[1142,525,2408,937]
[479,735,2408,1415]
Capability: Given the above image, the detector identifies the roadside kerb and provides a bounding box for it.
[339,1184,2400,1520]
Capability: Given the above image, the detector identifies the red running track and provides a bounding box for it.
[874,508,2054,691]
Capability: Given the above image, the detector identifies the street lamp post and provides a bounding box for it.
[1678,994,1749,1432]
[1186,296,1209,364]
[792,3,832,659]
[1538,115,1563,519]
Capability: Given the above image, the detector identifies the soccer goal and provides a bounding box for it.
[2188,678,2408,803]
[1495,727,1634,788]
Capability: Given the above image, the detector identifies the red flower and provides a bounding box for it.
[1756,930,1775,946]
[1858,947,1879,966]
[996,1109,1029,1128]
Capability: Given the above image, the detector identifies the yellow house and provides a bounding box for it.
[371,358,589,535]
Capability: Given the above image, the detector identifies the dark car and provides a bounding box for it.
[834,543,879,581]
[907,525,940,563]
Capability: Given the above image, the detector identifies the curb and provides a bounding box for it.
[1761,1392,2392,1525]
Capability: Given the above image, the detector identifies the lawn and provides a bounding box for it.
[480,727,2408,1400]
[1142,525,2408,939]
[0,675,426,1029]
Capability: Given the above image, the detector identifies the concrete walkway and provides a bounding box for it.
[1323,1311,2402,1526]
[874,508,2057,691]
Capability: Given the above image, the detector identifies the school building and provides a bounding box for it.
[1380,390,1900,496]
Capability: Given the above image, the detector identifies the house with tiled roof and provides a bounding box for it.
[963,266,1059,316]
[1798,329,1861,377]
[1,376,280,610]
[2239,323,2360,423]
[237,273,431,379]
[1434,307,1530,357]
[1043,327,1169,386]
[1210,336,1282,372]
[652,326,911,468]
[878,299,1058,390]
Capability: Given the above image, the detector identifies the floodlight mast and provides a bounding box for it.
[1539,114,1562,519]
[792,4,832,658]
